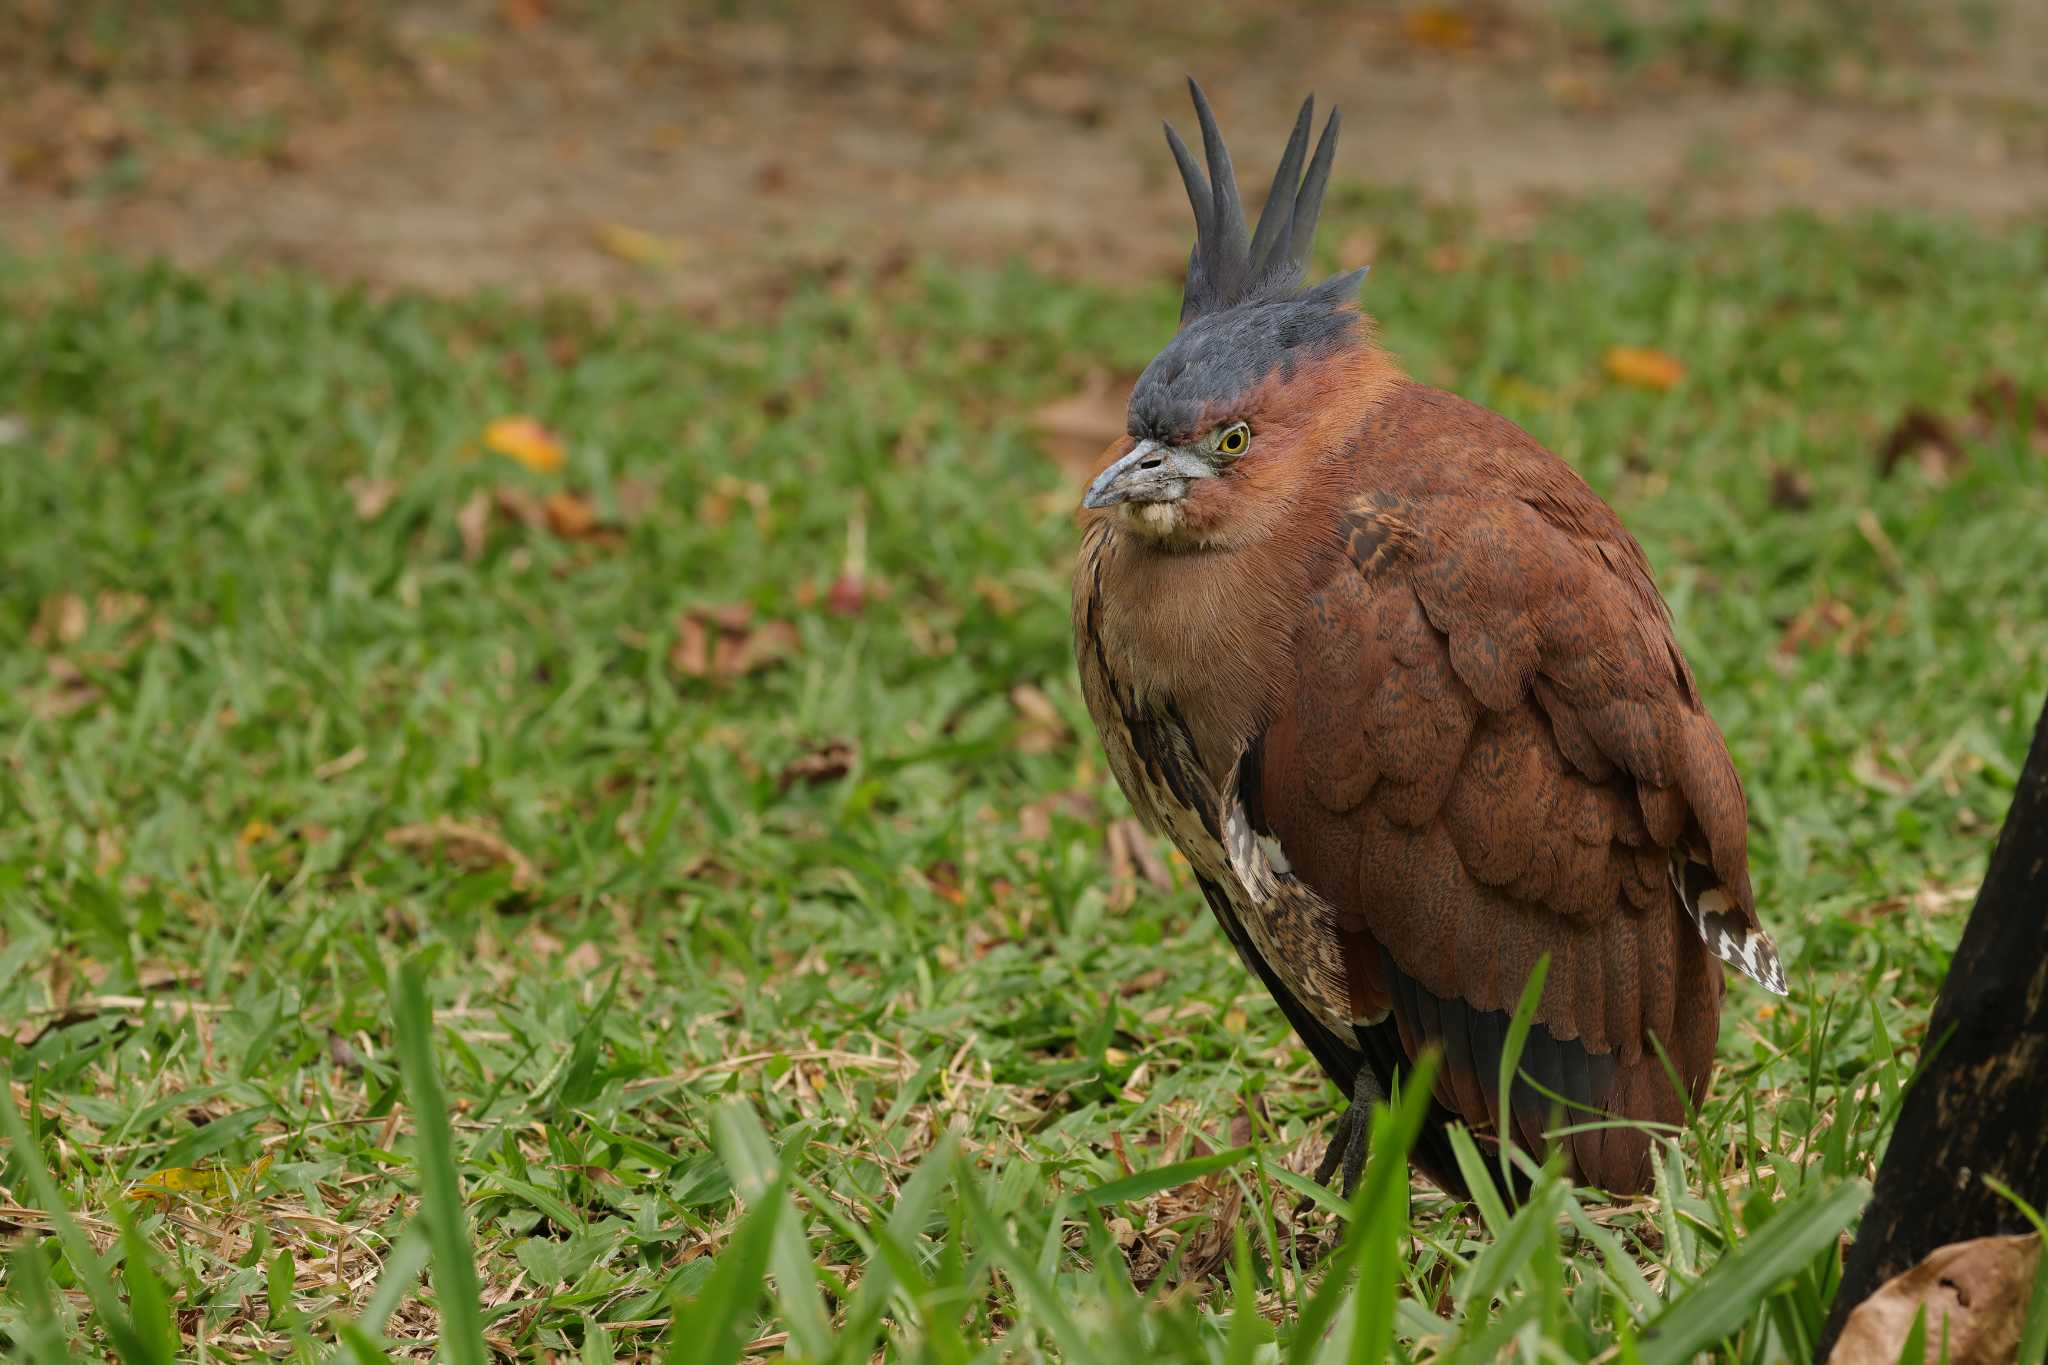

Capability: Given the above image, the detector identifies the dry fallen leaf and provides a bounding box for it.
[1877,408,1965,484]
[1604,345,1687,391]
[456,489,492,561]
[543,490,599,539]
[33,656,101,719]
[483,415,566,474]
[1830,1233,2042,1365]
[1032,373,1134,483]
[777,739,857,792]
[494,485,546,529]
[1019,71,1104,122]
[613,475,660,524]
[669,605,802,681]
[1769,465,1816,510]
[1776,595,1864,658]
[30,593,88,648]
[1011,683,1071,754]
[498,0,549,30]
[592,221,680,267]
[1018,790,1100,842]
[1401,4,1477,51]
[350,477,399,522]
[921,860,966,906]
[386,819,536,889]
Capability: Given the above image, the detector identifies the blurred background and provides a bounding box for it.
[4,0,2043,306]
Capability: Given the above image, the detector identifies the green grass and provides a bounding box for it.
[2,195,2045,1361]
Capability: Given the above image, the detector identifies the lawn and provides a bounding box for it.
[3,195,2047,1361]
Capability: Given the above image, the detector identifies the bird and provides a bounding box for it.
[1070,80,1787,1200]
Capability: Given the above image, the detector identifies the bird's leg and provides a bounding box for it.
[1308,1106,1355,1190]
[1338,1064,1384,1198]
[1298,1065,1388,1214]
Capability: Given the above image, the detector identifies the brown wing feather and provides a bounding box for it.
[1258,384,1758,1190]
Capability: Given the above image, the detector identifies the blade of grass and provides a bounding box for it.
[1637,1177,1869,1365]
[1495,954,1552,1192]
[1289,1052,1439,1365]
[0,1095,164,1364]
[1079,1145,1254,1208]
[708,1101,834,1362]
[663,1146,786,1365]
[391,953,489,1365]
[4,1239,81,1365]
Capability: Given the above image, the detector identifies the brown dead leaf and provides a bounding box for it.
[456,490,492,561]
[1604,345,1686,391]
[921,860,966,906]
[498,0,549,30]
[1070,1105,1255,1287]
[669,605,801,681]
[1971,374,2048,454]
[350,477,399,522]
[972,577,1018,616]
[1032,373,1134,483]
[1018,790,1099,842]
[1011,683,1071,754]
[543,490,599,539]
[492,485,546,529]
[30,593,88,648]
[1878,408,1965,484]
[1769,465,1815,511]
[482,415,566,474]
[1019,72,1104,122]
[1830,1233,2042,1365]
[825,572,867,618]
[778,740,857,792]
[1106,817,1173,910]
[1544,67,1611,111]
[1124,821,1173,891]
[613,476,660,524]
[33,656,101,719]
[385,819,536,889]
[1777,595,1864,657]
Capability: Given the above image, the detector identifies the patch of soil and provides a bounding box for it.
[1,4,2043,308]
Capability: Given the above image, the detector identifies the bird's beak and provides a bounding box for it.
[1082,439,1214,509]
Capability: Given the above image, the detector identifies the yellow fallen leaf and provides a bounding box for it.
[592,221,679,267]
[1401,4,1476,51]
[239,819,272,847]
[127,1154,272,1206]
[1604,345,1686,391]
[482,415,566,474]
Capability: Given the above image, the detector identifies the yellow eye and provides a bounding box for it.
[1216,422,1251,456]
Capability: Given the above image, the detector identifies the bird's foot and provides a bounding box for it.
[1294,1066,1385,1216]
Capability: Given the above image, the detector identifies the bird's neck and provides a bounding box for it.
[1083,507,1331,784]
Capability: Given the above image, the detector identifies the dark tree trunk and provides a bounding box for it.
[1820,692,2048,1357]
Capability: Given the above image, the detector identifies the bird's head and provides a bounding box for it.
[1083,81,1385,549]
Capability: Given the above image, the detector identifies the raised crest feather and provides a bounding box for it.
[1167,79,1344,323]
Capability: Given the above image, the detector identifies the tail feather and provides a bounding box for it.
[1672,854,1788,996]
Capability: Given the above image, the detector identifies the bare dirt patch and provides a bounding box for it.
[3,3,2044,308]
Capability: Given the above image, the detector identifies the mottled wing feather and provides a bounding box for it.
[1258,385,1782,1188]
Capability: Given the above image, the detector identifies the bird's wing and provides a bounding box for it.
[1251,434,1783,1187]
